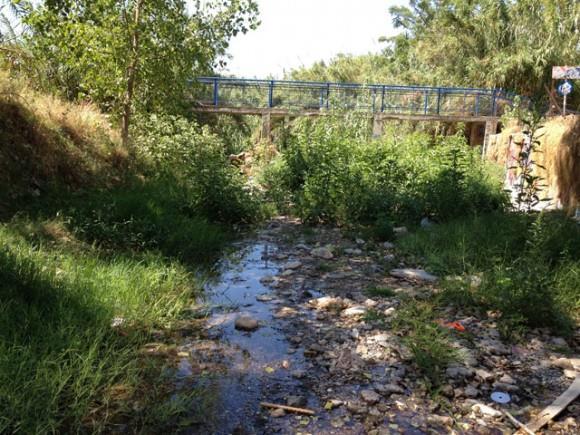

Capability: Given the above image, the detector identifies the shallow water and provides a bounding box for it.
[178,237,319,434]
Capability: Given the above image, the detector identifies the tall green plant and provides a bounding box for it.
[510,112,548,212]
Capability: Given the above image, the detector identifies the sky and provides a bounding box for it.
[220,0,404,79]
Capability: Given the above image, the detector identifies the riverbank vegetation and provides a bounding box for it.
[1,0,579,431]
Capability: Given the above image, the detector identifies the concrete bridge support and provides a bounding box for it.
[372,115,384,138]
[483,120,499,155]
[261,112,272,142]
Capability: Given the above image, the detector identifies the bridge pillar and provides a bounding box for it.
[372,115,383,138]
[483,120,498,156]
[261,112,272,142]
[467,122,485,147]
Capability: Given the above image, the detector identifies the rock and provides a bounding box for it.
[472,403,502,418]
[475,369,494,382]
[347,401,367,414]
[260,275,275,284]
[376,383,404,396]
[360,389,381,404]
[441,385,455,398]
[234,315,259,331]
[553,357,575,370]
[393,226,408,237]
[287,395,307,407]
[420,217,435,228]
[355,238,366,246]
[256,294,274,302]
[291,369,306,379]
[383,307,396,316]
[498,374,515,384]
[550,337,568,347]
[464,386,479,398]
[341,306,367,318]
[311,246,334,259]
[384,254,396,262]
[270,408,286,418]
[492,381,519,392]
[564,369,577,379]
[383,242,395,249]
[480,339,511,356]
[310,296,347,310]
[283,261,302,270]
[446,365,474,380]
[344,248,363,256]
[390,268,438,283]
[295,243,310,251]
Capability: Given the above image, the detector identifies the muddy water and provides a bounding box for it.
[179,235,320,434]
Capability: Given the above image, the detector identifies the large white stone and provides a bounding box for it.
[390,268,438,283]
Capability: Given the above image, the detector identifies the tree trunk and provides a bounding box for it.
[121,0,143,149]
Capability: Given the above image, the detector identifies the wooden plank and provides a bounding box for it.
[516,375,580,434]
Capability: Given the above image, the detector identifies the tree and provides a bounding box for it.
[21,0,259,146]
[387,0,580,101]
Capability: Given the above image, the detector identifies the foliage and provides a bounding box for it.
[290,1,579,109]
[37,180,228,262]
[134,114,263,223]
[392,300,456,387]
[16,0,259,136]
[400,211,580,338]
[263,114,507,225]
[0,218,200,433]
[510,112,548,212]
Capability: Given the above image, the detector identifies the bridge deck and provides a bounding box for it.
[192,77,514,120]
[193,105,498,123]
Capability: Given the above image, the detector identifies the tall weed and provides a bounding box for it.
[264,114,506,226]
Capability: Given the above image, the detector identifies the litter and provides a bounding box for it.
[491,391,511,404]
[436,319,466,332]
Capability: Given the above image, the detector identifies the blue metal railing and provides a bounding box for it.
[194,77,515,117]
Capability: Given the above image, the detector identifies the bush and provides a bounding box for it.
[36,180,228,262]
[392,301,456,387]
[264,114,507,226]
[134,114,262,223]
[402,212,579,338]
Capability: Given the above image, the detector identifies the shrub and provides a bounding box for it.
[264,114,507,226]
[392,301,456,387]
[134,114,262,223]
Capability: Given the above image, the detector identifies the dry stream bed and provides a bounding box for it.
[156,218,579,434]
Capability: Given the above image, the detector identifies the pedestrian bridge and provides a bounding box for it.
[192,77,515,144]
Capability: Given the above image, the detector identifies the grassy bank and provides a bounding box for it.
[0,76,262,432]
[0,216,198,433]
[399,212,580,339]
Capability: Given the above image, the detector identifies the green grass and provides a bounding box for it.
[29,179,229,263]
[366,285,396,298]
[392,300,456,387]
[399,211,580,338]
[0,221,202,432]
[0,177,235,433]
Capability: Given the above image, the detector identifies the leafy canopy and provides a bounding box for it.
[21,0,259,114]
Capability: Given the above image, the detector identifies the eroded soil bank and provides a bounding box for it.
[171,217,579,434]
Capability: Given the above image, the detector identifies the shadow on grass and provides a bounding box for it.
[13,177,229,265]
